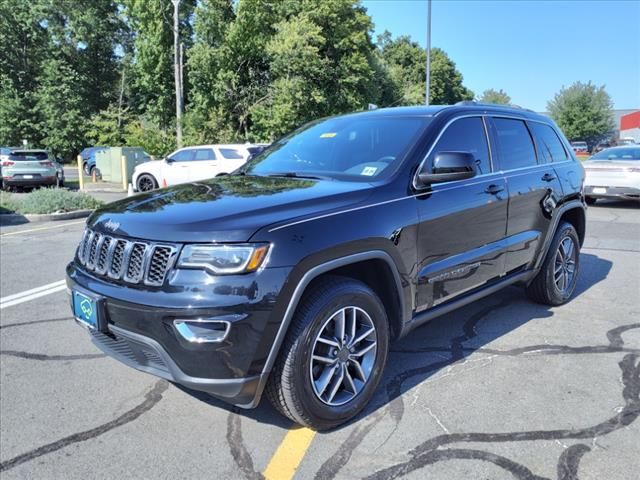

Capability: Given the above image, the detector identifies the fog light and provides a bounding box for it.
[173,317,237,343]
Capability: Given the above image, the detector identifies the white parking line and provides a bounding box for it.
[0,280,67,310]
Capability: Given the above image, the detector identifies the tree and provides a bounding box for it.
[547,81,614,144]
[479,88,511,105]
[124,0,194,130]
[376,33,473,106]
[34,55,88,157]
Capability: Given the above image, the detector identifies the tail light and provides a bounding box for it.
[1,160,14,167]
[39,161,54,167]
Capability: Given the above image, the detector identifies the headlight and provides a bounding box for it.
[177,244,269,274]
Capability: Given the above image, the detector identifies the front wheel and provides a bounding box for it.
[526,221,580,306]
[136,174,158,192]
[266,276,389,430]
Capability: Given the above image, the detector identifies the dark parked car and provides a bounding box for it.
[67,104,586,430]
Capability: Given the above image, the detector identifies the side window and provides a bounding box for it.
[492,118,538,170]
[193,148,216,161]
[529,123,568,163]
[170,149,194,162]
[219,148,244,160]
[430,117,491,174]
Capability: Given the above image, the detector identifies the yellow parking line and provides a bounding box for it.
[262,427,317,480]
[0,220,86,237]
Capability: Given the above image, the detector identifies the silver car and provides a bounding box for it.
[583,146,640,204]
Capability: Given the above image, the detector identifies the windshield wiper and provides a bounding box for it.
[265,172,328,180]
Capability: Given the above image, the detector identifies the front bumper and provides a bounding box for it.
[67,262,291,407]
[584,185,640,200]
[83,322,263,406]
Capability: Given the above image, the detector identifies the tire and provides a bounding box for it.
[83,163,91,176]
[526,221,580,306]
[136,173,158,192]
[265,276,389,430]
[585,196,597,205]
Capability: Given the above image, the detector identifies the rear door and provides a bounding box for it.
[188,148,219,181]
[217,147,249,174]
[414,116,508,311]
[488,117,563,272]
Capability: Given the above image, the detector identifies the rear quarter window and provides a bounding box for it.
[529,123,568,163]
[219,148,244,160]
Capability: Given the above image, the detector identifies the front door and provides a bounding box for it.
[414,116,508,312]
[164,148,195,186]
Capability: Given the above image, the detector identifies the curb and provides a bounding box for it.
[0,209,93,225]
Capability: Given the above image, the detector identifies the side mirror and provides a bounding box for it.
[416,151,477,187]
[165,157,175,164]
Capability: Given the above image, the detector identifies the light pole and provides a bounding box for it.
[425,0,432,106]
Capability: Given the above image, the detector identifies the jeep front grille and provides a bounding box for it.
[76,229,178,286]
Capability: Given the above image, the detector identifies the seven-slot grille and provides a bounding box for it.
[76,229,177,286]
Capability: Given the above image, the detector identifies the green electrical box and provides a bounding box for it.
[94,147,149,185]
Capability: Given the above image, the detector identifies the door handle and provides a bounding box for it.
[485,184,504,195]
[541,173,556,182]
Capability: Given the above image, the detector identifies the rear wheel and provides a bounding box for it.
[136,174,158,192]
[585,196,597,205]
[266,276,389,430]
[526,221,580,306]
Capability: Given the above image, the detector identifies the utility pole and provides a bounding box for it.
[172,0,183,148]
[425,0,432,106]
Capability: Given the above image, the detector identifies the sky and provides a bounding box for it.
[362,0,640,112]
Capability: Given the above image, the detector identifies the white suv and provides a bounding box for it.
[132,144,264,192]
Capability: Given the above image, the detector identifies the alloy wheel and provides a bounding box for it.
[309,306,377,406]
[138,176,155,192]
[554,236,577,294]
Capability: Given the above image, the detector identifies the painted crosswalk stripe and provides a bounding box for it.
[0,280,67,309]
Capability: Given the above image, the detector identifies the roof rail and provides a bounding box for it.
[454,100,536,113]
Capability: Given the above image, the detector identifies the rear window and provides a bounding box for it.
[492,118,538,170]
[591,147,640,160]
[8,151,48,161]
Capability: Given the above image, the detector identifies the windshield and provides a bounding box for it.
[245,115,430,181]
[591,147,640,160]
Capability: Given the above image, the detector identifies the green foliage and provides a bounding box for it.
[1,0,480,154]
[375,32,473,106]
[547,81,615,144]
[124,0,195,129]
[35,55,89,158]
[479,88,511,105]
[0,188,102,214]
[124,119,176,158]
[87,104,130,146]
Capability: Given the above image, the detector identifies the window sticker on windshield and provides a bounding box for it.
[320,132,337,138]
[361,166,378,176]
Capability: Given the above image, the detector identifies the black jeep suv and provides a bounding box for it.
[67,104,586,430]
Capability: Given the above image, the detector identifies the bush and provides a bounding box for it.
[0,188,102,215]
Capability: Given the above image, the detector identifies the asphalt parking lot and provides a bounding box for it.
[0,201,638,479]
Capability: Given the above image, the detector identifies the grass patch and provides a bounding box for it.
[0,188,103,215]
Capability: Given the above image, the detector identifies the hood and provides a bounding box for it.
[88,175,374,242]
